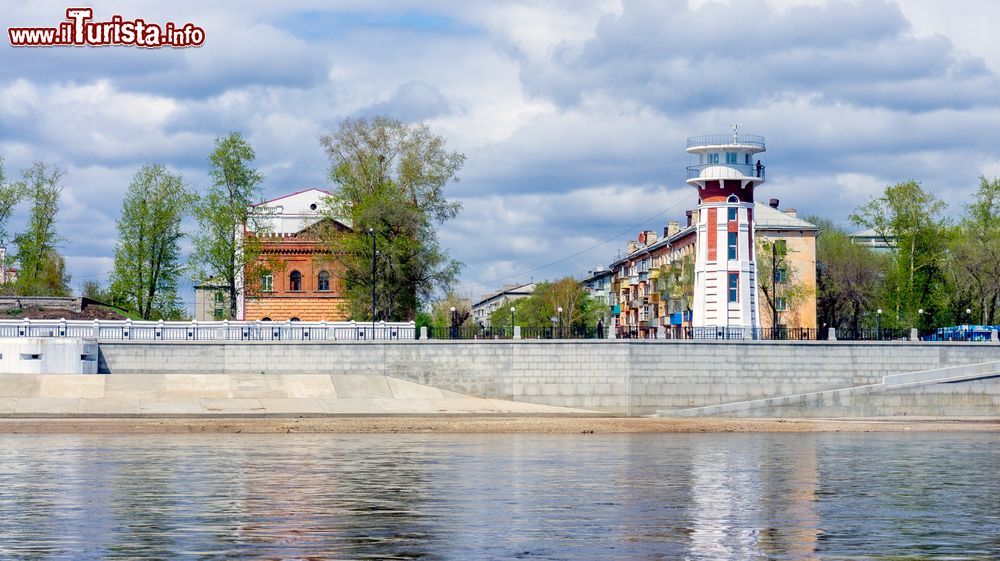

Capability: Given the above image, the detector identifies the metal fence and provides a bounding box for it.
[425,325,604,340]
[0,319,416,341]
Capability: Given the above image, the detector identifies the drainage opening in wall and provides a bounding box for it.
[20,354,41,360]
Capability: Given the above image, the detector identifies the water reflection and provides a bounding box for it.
[0,433,997,560]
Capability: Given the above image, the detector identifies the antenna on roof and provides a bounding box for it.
[730,123,740,143]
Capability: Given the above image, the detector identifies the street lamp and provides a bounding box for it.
[876,308,883,338]
[510,306,515,337]
[450,306,457,339]
[918,308,924,330]
[966,308,973,325]
[557,307,564,338]
[368,227,376,337]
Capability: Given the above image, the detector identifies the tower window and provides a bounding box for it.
[726,152,738,164]
[728,232,738,260]
[289,270,302,291]
[727,194,739,204]
[728,207,738,221]
[728,272,739,303]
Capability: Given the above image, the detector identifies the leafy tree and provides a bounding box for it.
[430,292,475,328]
[13,162,70,296]
[109,164,193,320]
[850,181,950,328]
[756,238,812,328]
[190,132,265,319]
[80,280,111,302]
[487,278,600,330]
[0,159,25,285]
[656,253,694,318]
[319,116,465,320]
[944,176,1000,325]
[809,217,888,330]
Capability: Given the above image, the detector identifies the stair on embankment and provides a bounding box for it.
[657,361,1000,418]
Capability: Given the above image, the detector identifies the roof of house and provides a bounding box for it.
[473,282,536,308]
[753,203,819,231]
[252,187,334,207]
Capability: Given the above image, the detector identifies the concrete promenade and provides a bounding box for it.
[0,373,599,417]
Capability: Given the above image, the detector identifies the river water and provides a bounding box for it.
[0,432,997,560]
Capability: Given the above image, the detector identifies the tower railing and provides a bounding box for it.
[687,134,765,150]
[686,163,765,180]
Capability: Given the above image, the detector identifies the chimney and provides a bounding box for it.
[685,210,693,227]
[637,231,647,245]
[667,221,680,238]
[769,198,780,209]
[627,240,638,254]
[645,230,657,244]
[783,208,797,218]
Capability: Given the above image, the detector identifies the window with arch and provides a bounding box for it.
[317,270,330,291]
[289,270,302,291]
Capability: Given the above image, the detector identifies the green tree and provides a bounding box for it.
[13,162,70,296]
[487,278,600,330]
[430,292,475,328]
[850,181,950,328]
[656,254,694,317]
[809,217,888,330]
[0,159,25,284]
[109,164,193,320]
[190,132,265,319]
[319,116,465,320]
[945,176,1000,324]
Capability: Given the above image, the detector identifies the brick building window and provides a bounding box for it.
[728,272,739,303]
[728,232,738,260]
[261,272,273,292]
[289,270,302,291]
[318,270,330,291]
[776,296,787,311]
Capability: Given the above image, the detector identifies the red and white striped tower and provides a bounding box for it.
[686,127,765,329]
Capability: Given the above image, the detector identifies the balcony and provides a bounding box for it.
[686,163,765,181]
[687,134,765,151]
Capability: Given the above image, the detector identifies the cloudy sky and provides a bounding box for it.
[2,0,999,307]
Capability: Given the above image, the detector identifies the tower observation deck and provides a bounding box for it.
[686,133,766,185]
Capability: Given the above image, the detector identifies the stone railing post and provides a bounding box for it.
[21,318,29,337]
[218,320,229,341]
[156,319,164,340]
[93,319,100,339]
[909,328,919,341]
[992,330,999,343]
[419,326,428,340]
[59,318,67,337]
[513,325,521,340]
[124,318,132,340]
[828,327,837,341]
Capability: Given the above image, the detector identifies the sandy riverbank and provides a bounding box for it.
[0,417,997,434]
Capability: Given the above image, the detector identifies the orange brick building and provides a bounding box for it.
[238,189,353,322]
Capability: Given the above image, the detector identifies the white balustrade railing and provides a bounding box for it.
[0,319,416,341]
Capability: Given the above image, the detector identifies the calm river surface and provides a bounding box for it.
[0,432,997,560]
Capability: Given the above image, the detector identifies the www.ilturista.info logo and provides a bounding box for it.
[8,8,205,48]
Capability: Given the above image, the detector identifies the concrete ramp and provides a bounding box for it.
[0,373,601,417]
[658,361,1000,418]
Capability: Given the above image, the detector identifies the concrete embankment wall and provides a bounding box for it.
[97,340,1000,416]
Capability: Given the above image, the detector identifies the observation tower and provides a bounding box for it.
[686,127,765,329]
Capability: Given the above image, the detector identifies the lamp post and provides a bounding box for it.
[368,227,376,337]
[450,306,457,339]
[917,308,924,331]
[876,308,882,339]
[557,307,564,339]
[966,308,972,325]
[510,306,515,337]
